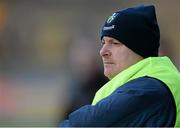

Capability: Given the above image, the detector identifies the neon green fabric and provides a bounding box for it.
[92,56,180,126]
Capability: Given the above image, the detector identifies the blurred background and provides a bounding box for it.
[0,0,180,126]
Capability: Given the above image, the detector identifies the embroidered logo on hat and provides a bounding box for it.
[107,13,118,23]
[103,25,115,30]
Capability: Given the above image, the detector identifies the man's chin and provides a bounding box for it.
[104,70,120,80]
[104,71,114,80]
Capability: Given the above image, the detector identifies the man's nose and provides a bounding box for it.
[100,45,111,57]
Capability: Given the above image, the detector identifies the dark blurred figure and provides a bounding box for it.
[62,37,108,117]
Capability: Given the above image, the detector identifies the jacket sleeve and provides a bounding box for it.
[59,77,176,127]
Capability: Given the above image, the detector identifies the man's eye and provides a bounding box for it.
[113,42,120,45]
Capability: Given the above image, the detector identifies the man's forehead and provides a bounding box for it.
[102,36,119,42]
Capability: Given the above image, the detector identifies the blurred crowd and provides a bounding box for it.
[0,0,180,126]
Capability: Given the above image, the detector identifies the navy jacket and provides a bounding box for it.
[59,76,176,127]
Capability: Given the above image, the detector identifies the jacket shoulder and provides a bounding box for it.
[115,76,169,94]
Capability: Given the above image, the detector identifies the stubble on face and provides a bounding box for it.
[100,36,143,80]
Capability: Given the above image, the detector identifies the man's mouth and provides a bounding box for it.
[103,62,114,64]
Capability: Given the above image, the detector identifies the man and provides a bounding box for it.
[60,5,180,127]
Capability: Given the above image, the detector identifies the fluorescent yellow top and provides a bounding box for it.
[92,56,180,126]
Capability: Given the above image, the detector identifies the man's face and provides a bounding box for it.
[100,36,143,79]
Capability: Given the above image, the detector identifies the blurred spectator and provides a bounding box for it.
[63,37,108,116]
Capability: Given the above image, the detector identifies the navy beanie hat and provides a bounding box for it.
[101,5,160,58]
